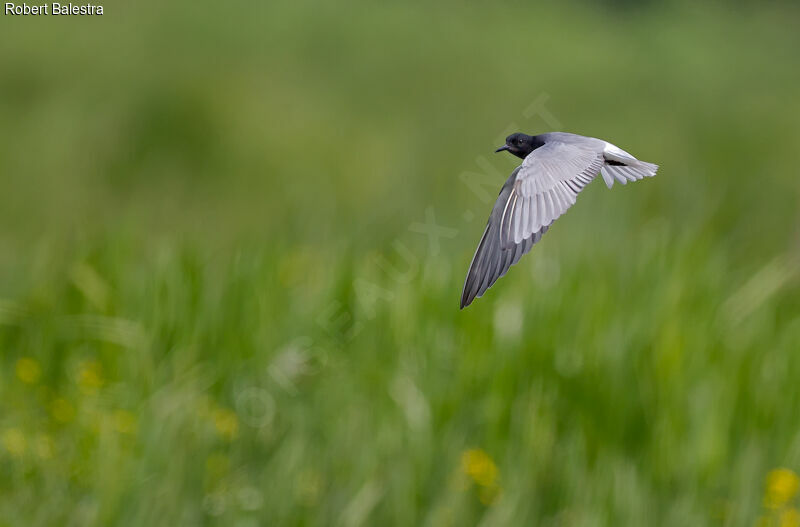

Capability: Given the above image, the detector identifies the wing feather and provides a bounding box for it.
[460,142,605,308]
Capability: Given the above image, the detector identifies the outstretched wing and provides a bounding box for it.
[498,142,604,248]
[460,142,604,308]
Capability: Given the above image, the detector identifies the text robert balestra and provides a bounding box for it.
[5,3,104,15]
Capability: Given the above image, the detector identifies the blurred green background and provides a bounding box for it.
[2,0,800,525]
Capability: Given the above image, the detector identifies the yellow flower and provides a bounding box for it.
[113,410,138,434]
[781,508,800,527]
[2,429,26,457]
[460,449,502,506]
[212,407,239,441]
[77,360,104,395]
[461,448,499,488]
[16,357,41,384]
[766,468,800,509]
[51,398,75,423]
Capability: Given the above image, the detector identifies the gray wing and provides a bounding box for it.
[460,142,604,308]
[498,141,604,248]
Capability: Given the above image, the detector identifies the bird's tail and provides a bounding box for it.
[600,160,659,189]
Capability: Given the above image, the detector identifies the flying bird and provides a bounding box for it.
[460,132,658,309]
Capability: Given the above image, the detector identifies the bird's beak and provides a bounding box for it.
[495,145,510,153]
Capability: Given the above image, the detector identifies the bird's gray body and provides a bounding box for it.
[460,132,658,309]
[540,131,606,148]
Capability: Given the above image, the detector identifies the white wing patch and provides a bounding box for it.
[600,141,659,188]
[603,141,634,159]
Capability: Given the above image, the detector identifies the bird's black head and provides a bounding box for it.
[496,133,540,159]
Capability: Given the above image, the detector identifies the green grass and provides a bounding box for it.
[2,0,800,525]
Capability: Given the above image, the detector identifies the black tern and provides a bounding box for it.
[460,132,658,309]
